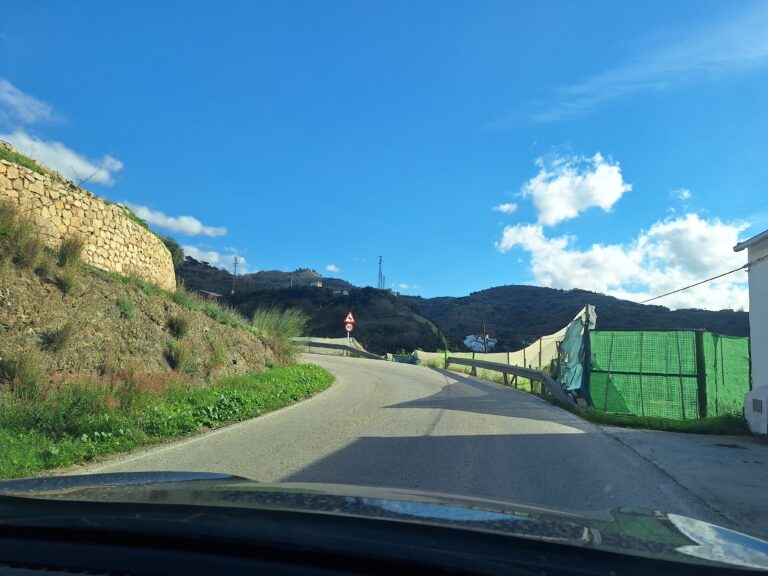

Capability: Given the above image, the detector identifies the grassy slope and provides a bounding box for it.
[0,364,333,479]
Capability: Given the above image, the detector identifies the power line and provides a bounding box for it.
[640,264,747,304]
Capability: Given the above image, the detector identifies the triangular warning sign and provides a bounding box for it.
[344,311,355,324]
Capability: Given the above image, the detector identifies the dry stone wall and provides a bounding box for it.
[0,142,176,291]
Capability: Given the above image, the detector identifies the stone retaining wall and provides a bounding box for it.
[0,142,176,291]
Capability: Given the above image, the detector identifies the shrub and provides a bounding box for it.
[13,224,44,269]
[171,285,198,310]
[252,307,309,340]
[161,236,184,269]
[167,313,191,339]
[0,201,43,269]
[164,340,197,373]
[205,336,227,376]
[57,234,85,267]
[201,301,249,330]
[41,322,76,352]
[0,352,43,398]
[34,250,57,280]
[56,267,77,294]
[118,297,135,320]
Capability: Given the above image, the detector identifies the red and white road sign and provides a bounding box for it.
[345,323,354,333]
[344,311,356,324]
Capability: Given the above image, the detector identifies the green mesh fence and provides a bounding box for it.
[702,333,751,417]
[589,330,750,420]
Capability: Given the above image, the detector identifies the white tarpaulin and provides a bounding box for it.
[413,305,596,370]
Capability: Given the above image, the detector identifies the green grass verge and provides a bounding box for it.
[0,364,333,479]
[571,407,749,435]
[0,146,63,182]
[430,360,748,435]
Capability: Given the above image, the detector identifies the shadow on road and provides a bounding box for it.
[279,431,710,519]
[385,369,584,427]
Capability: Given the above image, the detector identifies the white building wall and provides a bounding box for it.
[748,240,768,390]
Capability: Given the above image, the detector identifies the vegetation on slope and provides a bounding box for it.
[0,200,332,477]
[0,364,333,479]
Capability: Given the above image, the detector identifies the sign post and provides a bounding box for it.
[344,311,356,347]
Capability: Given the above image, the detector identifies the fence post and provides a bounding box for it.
[503,372,509,386]
[538,338,542,369]
[695,330,708,419]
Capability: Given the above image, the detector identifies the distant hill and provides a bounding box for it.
[179,259,750,354]
[178,258,445,354]
[405,285,750,351]
[229,286,447,355]
[178,258,353,295]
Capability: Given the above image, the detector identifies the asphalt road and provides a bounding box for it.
[76,354,727,523]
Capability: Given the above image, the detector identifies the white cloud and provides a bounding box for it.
[672,188,692,201]
[521,153,631,226]
[532,3,768,122]
[495,213,749,310]
[183,245,250,273]
[0,78,54,125]
[395,283,419,290]
[125,203,227,237]
[325,264,341,273]
[0,129,124,185]
[492,202,518,214]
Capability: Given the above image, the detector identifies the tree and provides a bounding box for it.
[161,236,184,269]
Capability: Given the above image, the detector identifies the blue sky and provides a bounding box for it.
[1,0,766,309]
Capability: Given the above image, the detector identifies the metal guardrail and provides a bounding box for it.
[446,356,576,407]
[295,340,385,360]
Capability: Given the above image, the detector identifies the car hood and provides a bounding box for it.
[0,471,766,570]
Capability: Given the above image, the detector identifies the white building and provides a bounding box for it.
[734,229,768,434]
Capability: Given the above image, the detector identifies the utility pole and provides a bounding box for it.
[377,256,383,289]
[289,272,293,288]
[231,256,238,295]
[482,319,488,353]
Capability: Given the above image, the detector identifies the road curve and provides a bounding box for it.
[75,354,723,522]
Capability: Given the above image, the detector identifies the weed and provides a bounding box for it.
[164,340,197,373]
[205,336,227,376]
[57,234,85,267]
[167,313,191,339]
[0,201,44,269]
[34,250,57,280]
[14,225,44,269]
[0,352,43,398]
[41,322,76,352]
[252,307,309,339]
[56,266,77,294]
[117,297,135,320]
[170,285,199,310]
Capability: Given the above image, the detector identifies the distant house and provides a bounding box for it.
[735,229,768,434]
[310,281,323,288]
[195,289,223,302]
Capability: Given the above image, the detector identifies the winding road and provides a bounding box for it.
[72,353,736,524]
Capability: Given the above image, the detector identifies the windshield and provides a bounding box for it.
[0,0,766,569]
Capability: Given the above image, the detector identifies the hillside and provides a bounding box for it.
[405,285,750,351]
[179,258,353,294]
[179,258,749,354]
[0,262,280,381]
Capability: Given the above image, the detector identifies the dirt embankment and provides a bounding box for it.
[0,265,275,382]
